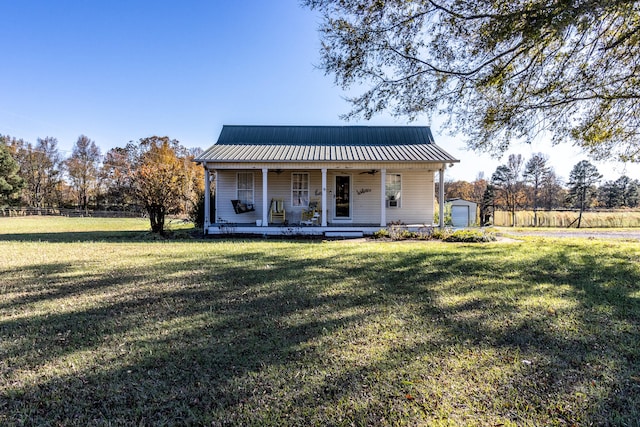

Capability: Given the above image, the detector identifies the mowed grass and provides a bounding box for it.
[1,218,639,426]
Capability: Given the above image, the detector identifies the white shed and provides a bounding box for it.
[447,198,477,227]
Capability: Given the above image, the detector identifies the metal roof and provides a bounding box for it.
[196,125,459,163]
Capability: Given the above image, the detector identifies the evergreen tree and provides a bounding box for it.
[523,153,551,226]
[0,139,24,206]
[567,160,602,228]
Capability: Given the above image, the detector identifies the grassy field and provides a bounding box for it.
[1,217,639,426]
[493,210,640,228]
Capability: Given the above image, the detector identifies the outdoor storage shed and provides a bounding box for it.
[447,198,477,227]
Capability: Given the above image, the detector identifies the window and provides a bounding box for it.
[237,172,254,206]
[386,174,401,208]
[291,172,309,207]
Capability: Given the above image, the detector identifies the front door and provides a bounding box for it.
[334,175,351,219]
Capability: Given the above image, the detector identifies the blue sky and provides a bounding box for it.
[1,0,638,182]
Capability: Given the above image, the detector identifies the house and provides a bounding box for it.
[195,125,459,236]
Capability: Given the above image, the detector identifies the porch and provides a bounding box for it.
[196,126,460,236]
[204,222,435,237]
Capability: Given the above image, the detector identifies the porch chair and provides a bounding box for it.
[301,199,320,225]
[269,199,286,224]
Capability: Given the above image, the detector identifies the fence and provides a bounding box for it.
[493,210,640,227]
[0,207,144,218]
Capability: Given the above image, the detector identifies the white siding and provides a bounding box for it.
[384,170,434,225]
[215,168,435,225]
[350,173,382,224]
[216,170,262,223]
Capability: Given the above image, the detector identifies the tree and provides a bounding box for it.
[523,153,551,226]
[305,0,640,161]
[627,179,640,208]
[444,180,474,201]
[491,154,525,226]
[471,175,488,206]
[0,138,24,206]
[540,170,565,210]
[4,136,63,207]
[65,135,101,213]
[567,160,602,228]
[131,136,194,234]
[100,146,137,210]
[480,184,495,225]
[614,175,640,207]
[597,180,621,208]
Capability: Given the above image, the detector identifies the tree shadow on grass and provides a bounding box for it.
[0,231,151,243]
[1,241,639,425]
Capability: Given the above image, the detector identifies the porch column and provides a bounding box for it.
[203,166,211,232]
[262,168,268,226]
[439,165,445,228]
[214,170,218,224]
[380,168,386,227]
[321,168,327,227]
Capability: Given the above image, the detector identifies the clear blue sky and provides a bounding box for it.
[1,0,638,182]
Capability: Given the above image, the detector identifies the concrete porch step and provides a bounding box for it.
[324,231,364,238]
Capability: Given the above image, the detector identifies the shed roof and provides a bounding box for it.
[196,125,459,163]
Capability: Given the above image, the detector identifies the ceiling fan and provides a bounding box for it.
[359,169,379,175]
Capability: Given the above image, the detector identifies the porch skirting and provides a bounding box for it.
[204,223,434,237]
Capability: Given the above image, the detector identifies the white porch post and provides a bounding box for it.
[262,168,268,226]
[214,170,218,224]
[321,168,327,227]
[380,168,386,227]
[203,166,211,231]
[439,165,445,228]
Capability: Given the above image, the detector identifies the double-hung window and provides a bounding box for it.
[291,172,309,207]
[237,172,254,206]
[386,174,401,208]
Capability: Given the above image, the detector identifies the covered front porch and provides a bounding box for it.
[202,165,448,237]
[196,125,459,237]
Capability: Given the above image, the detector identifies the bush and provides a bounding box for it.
[443,229,496,243]
[190,193,215,228]
[372,229,390,239]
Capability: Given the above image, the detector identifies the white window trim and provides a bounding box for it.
[236,172,255,204]
[291,172,310,207]
[386,173,402,208]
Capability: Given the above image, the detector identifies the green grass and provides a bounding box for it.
[1,218,639,426]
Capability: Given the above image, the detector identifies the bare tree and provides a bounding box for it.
[65,135,101,213]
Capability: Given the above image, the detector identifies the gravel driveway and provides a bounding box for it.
[497,228,640,241]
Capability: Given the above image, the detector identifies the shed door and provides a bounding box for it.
[451,205,469,227]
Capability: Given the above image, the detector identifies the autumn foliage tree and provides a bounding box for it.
[131,136,200,234]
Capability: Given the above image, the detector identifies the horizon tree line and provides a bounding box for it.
[1,134,204,234]
[440,153,639,226]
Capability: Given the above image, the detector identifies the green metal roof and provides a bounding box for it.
[196,125,459,163]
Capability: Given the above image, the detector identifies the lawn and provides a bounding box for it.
[1,217,639,426]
